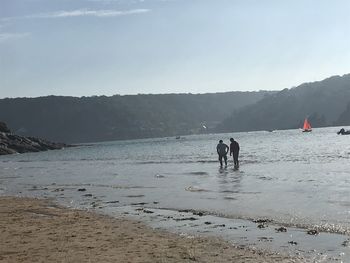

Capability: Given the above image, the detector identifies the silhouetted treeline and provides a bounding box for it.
[3,74,350,143]
[217,74,350,132]
[0,92,270,143]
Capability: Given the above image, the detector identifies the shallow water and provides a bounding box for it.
[1,127,350,261]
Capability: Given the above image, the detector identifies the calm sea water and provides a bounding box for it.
[1,126,350,261]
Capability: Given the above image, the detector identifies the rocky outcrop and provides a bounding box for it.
[0,122,10,133]
[0,122,69,155]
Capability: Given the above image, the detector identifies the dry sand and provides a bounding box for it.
[0,196,300,262]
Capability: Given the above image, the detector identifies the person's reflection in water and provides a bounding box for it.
[217,167,243,198]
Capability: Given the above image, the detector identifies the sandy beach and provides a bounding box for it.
[0,196,299,263]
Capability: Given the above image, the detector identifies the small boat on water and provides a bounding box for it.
[337,128,350,135]
[302,118,312,132]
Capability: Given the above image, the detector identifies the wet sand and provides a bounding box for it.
[0,196,298,263]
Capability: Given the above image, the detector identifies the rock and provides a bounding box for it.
[78,188,86,192]
[90,202,98,208]
[0,121,10,133]
[342,239,350,247]
[179,209,204,216]
[53,188,64,192]
[306,229,319,235]
[258,237,273,242]
[174,217,198,221]
[193,211,204,216]
[0,147,16,155]
[0,122,70,155]
[131,202,148,206]
[257,224,267,229]
[275,227,287,232]
[213,224,226,228]
[253,218,272,224]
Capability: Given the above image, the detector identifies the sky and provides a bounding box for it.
[1,0,350,98]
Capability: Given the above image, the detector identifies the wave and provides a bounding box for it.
[185,186,211,192]
[187,172,209,176]
[135,160,218,165]
[46,183,156,190]
[153,206,350,235]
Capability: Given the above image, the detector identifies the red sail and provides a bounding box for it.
[303,118,312,130]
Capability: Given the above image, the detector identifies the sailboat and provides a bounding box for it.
[302,118,312,132]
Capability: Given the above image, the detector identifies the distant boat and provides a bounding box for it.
[302,118,312,132]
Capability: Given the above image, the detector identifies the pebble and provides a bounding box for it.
[275,227,287,232]
[193,211,204,216]
[174,217,198,221]
[306,229,319,235]
[253,218,272,224]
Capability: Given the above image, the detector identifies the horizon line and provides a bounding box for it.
[0,89,274,100]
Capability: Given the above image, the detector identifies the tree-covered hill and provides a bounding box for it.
[0,91,270,143]
[336,102,350,126]
[217,74,350,132]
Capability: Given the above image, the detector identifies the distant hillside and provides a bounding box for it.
[0,92,270,143]
[336,102,350,126]
[217,74,350,132]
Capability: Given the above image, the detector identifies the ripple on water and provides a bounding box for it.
[220,190,239,194]
[187,171,209,176]
[49,183,156,189]
[224,196,238,200]
[258,176,274,181]
[328,200,350,208]
[185,186,211,192]
[125,194,145,198]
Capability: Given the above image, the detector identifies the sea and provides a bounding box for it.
[1,126,350,262]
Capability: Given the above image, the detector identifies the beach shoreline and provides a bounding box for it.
[0,196,298,263]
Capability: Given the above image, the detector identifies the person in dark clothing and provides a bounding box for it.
[230,138,240,168]
[217,140,229,167]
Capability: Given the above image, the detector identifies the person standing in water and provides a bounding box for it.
[230,138,240,168]
[216,140,229,167]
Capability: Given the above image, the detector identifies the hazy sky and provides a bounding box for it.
[1,0,350,98]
